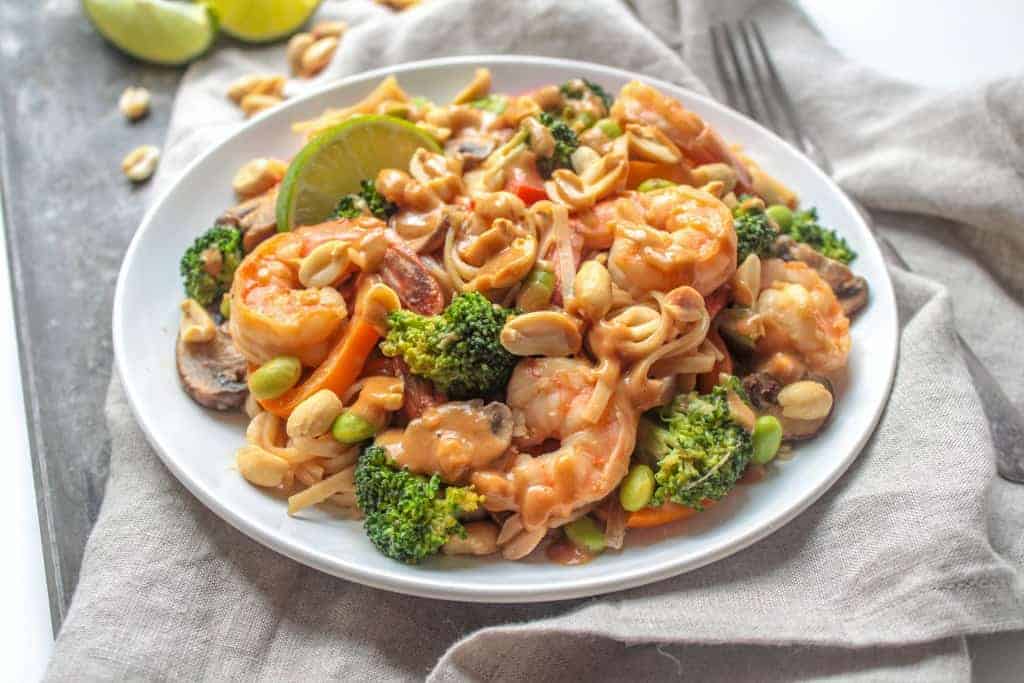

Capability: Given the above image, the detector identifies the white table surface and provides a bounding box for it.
[2,2,1022,679]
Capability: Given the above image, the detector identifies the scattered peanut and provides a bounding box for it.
[240,93,283,118]
[232,157,288,198]
[287,33,316,75]
[227,74,285,104]
[236,444,291,488]
[118,86,150,121]
[121,145,160,182]
[179,298,216,344]
[311,20,347,39]
[287,389,345,439]
[300,36,339,78]
[777,381,834,420]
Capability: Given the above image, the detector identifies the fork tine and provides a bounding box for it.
[736,21,784,135]
[748,22,807,147]
[709,25,741,112]
[718,23,757,118]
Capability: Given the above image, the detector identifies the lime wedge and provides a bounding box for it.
[207,0,321,43]
[276,116,441,232]
[83,0,217,66]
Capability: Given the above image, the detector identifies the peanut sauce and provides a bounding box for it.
[546,539,594,566]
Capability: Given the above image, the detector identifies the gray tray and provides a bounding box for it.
[0,4,183,627]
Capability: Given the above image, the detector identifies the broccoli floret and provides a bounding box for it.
[535,112,579,178]
[179,225,243,307]
[732,203,778,263]
[470,94,508,114]
[784,207,856,264]
[331,179,397,221]
[380,292,516,399]
[355,445,483,564]
[635,379,753,510]
[560,78,613,110]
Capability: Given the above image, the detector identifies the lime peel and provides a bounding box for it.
[276,116,441,233]
[83,0,218,66]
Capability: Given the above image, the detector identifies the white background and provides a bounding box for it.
[2,0,1022,678]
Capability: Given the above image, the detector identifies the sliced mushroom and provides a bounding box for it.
[177,323,248,410]
[218,186,279,253]
[773,235,868,317]
[379,238,445,315]
[444,136,496,171]
[742,371,835,441]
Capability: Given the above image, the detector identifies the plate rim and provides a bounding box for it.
[113,54,899,603]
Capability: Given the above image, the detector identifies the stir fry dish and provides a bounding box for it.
[174,69,869,565]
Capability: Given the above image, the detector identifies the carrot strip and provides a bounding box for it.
[626,161,692,190]
[259,318,380,418]
[627,501,714,528]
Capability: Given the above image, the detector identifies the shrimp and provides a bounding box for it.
[755,259,851,374]
[471,358,638,531]
[611,81,753,193]
[607,185,737,297]
[230,217,441,366]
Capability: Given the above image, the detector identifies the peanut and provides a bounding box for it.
[240,93,282,118]
[300,36,339,78]
[311,20,347,39]
[286,390,344,439]
[121,145,159,182]
[236,445,290,488]
[442,521,499,556]
[179,298,216,344]
[777,381,834,420]
[227,74,285,104]
[118,86,150,121]
[287,33,316,75]
[232,157,288,198]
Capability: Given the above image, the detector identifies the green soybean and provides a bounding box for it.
[517,268,555,312]
[752,415,783,465]
[636,178,676,193]
[248,356,301,400]
[219,295,231,320]
[596,118,622,139]
[564,516,606,553]
[766,204,794,231]
[332,411,378,444]
[619,464,655,512]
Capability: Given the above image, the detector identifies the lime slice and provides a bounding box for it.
[276,116,441,232]
[83,0,217,66]
[207,0,321,43]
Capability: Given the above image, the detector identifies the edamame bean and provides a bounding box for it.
[516,268,555,312]
[752,415,783,464]
[564,516,606,553]
[596,118,622,138]
[219,295,231,320]
[331,411,378,444]
[636,178,676,193]
[248,356,301,400]
[619,464,655,512]
[766,204,793,231]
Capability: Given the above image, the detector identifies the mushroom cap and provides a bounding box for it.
[176,322,248,411]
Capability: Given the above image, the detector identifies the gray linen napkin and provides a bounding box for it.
[46,1,1024,680]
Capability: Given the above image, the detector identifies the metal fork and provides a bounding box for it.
[710,20,1024,483]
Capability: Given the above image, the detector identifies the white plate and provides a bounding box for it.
[113,56,898,603]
